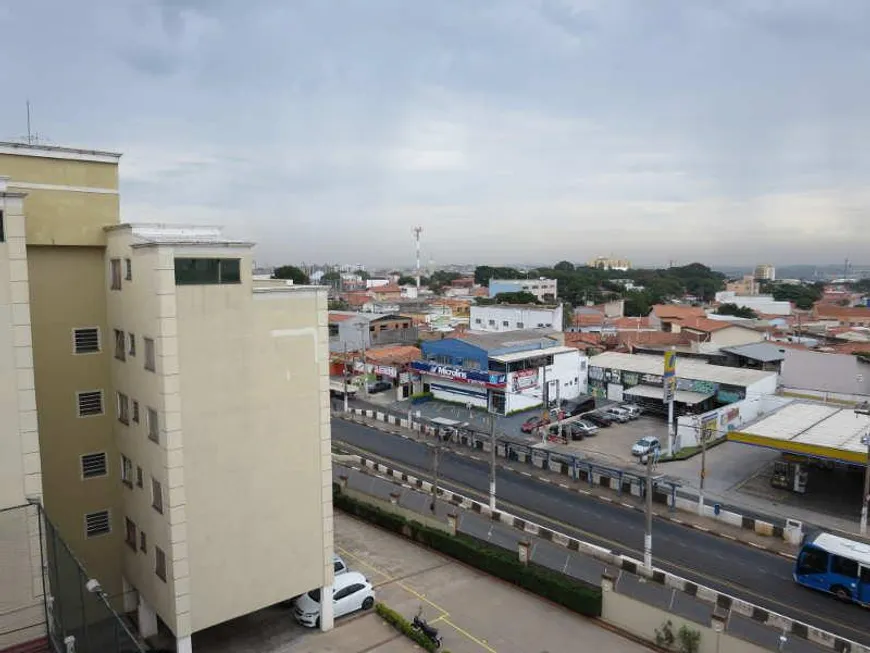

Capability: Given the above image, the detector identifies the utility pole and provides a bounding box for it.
[698,422,708,516]
[430,436,441,513]
[855,402,870,536]
[664,347,677,457]
[489,413,497,510]
[342,342,349,413]
[644,447,654,570]
[358,322,368,397]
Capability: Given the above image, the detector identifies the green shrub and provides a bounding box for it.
[334,489,602,618]
[374,602,449,652]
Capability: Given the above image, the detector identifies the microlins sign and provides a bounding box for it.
[411,360,507,388]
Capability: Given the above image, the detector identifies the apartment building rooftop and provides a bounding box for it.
[0,140,122,162]
[105,223,255,248]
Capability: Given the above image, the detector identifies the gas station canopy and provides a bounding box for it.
[729,401,870,466]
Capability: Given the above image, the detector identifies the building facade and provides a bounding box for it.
[1,143,335,651]
[470,303,563,333]
[754,264,776,281]
[488,278,557,302]
[414,330,585,414]
[588,256,631,271]
[714,291,791,316]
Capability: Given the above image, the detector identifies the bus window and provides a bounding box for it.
[798,548,828,575]
[831,556,859,579]
[861,566,870,583]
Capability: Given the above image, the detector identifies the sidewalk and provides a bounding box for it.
[335,410,800,557]
[333,512,653,653]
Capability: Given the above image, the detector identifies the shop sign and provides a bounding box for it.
[623,372,639,386]
[641,373,662,385]
[588,366,605,381]
[512,368,539,391]
[677,378,717,395]
[663,350,677,403]
[411,360,506,387]
[604,368,622,383]
[374,365,397,378]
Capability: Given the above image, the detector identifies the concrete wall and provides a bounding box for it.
[602,584,769,653]
[709,326,765,348]
[676,394,792,448]
[470,304,563,332]
[177,278,333,634]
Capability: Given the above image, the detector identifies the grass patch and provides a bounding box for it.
[658,436,727,462]
[375,602,450,652]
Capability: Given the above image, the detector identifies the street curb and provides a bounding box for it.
[336,413,798,560]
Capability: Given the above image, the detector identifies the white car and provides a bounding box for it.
[293,571,375,628]
[631,436,661,458]
[620,404,642,419]
[603,406,631,423]
[333,554,349,576]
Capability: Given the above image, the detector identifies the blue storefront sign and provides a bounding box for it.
[411,360,506,387]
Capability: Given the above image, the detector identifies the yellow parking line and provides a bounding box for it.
[336,543,496,651]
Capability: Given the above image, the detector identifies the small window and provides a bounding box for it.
[144,338,156,372]
[117,392,130,425]
[113,329,126,361]
[77,391,104,417]
[128,333,136,357]
[174,257,242,285]
[516,322,524,328]
[502,320,509,327]
[121,455,133,487]
[136,466,143,488]
[155,546,167,582]
[73,328,101,354]
[85,510,111,538]
[125,518,137,550]
[81,452,108,479]
[328,324,339,337]
[151,478,163,514]
[831,555,859,579]
[110,259,122,290]
[475,318,482,324]
[147,408,159,443]
[124,258,132,281]
[798,548,828,575]
[140,530,147,553]
[132,400,140,424]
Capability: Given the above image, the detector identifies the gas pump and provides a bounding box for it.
[770,459,808,493]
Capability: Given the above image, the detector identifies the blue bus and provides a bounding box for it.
[794,531,870,605]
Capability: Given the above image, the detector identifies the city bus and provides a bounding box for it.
[794,531,870,605]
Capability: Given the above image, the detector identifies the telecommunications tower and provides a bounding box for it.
[413,226,423,290]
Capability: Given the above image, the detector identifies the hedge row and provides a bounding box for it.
[375,602,451,653]
[333,486,602,618]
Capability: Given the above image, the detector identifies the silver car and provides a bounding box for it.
[603,406,631,423]
[620,403,642,419]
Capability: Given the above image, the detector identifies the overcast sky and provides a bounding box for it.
[2,0,869,269]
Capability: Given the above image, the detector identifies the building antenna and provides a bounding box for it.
[413,226,423,291]
[26,100,32,144]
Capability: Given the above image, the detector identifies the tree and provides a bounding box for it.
[321,271,341,282]
[561,302,574,330]
[272,265,309,285]
[623,291,652,317]
[474,266,524,286]
[493,291,539,304]
[554,260,575,272]
[715,303,758,319]
[769,282,822,310]
[397,275,416,286]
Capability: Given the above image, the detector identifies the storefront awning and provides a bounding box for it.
[624,384,712,405]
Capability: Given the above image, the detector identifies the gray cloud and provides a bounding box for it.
[1,0,869,268]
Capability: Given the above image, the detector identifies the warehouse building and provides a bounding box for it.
[488,278,557,302]
[413,329,586,414]
[470,303,563,333]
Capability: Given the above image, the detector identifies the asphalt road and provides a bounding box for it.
[332,419,870,646]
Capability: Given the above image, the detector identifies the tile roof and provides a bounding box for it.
[615,331,689,348]
[813,303,870,318]
[679,317,748,333]
[371,283,402,294]
[328,312,355,323]
[609,316,652,330]
[573,313,605,327]
[651,304,706,320]
[364,345,422,365]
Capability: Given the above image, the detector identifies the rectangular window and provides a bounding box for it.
[128,333,136,357]
[475,318,482,324]
[117,392,130,425]
[502,321,509,327]
[136,466,143,488]
[125,518,137,550]
[81,452,108,479]
[132,400,140,424]
[114,329,126,361]
[151,478,163,514]
[121,455,133,487]
[517,322,524,328]
[85,510,111,538]
[73,328,101,354]
[110,258,122,290]
[77,391,104,417]
[147,408,159,443]
[328,324,339,337]
[124,258,132,281]
[155,546,167,582]
[139,530,147,553]
[144,338,156,372]
[831,555,859,578]
[174,257,242,285]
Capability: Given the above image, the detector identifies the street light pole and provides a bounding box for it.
[358,322,368,398]
[342,343,349,413]
[489,413,497,511]
[698,425,708,516]
[644,447,654,570]
[856,403,870,536]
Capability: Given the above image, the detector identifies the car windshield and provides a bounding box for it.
[306,588,321,603]
[639,438,655,446]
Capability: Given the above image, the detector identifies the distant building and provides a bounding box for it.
[714,291,792,316]
[725,275,759,296]
[470,304,563,333]
[648,304,707,332]
[754,264,776,281]
[588,256,631,271]
[488,278,557,302]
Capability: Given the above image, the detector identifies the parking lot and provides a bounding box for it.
[557,414,664,469]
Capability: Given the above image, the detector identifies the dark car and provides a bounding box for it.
[367,381,392,393]
[521,415,550,433]
[583,412,613,428]
[560,396,596,418]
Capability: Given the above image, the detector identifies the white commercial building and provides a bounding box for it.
[715,291,791,316]
[105,224,335,650]
[488,278,557,302]
[470,303,563,333]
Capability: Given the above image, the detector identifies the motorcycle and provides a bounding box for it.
[411,609,443,649]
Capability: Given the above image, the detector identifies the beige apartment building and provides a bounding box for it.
[0,142,334,653]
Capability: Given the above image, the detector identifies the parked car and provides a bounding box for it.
[602,406,631,423]
[569,420,599,438]
[560,396,596,417]
[293,571,375,628]
[368,381,392,394]
[583,412,613,428]
[620,403,642,419]
[521,415,550,433]
[333,554,349,576]
[631,436,661,458]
